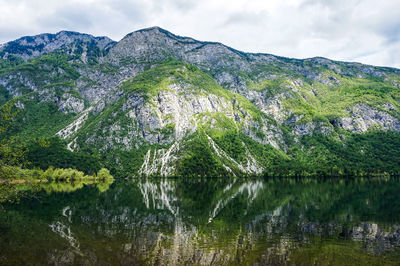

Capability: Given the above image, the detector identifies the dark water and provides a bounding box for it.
[1,177,400,265]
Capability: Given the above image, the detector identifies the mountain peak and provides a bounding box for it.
[122,26,198,44]
[135,26,165,33]
[0,30,115,60]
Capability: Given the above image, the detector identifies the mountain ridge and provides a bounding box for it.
[1,27,400,177]
[3,26,400,72]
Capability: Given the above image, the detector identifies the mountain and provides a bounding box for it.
[1,26,400,177]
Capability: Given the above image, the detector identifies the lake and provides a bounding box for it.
[1,177,400,265]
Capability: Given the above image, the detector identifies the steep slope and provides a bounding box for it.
[70,59,286,176]
[105,27,400,134]
[1,27,400,177]
[0,31,117,137]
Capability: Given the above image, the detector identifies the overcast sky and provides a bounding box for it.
[1,0,400,68]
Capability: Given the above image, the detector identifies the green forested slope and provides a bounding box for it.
[0,27,399,177]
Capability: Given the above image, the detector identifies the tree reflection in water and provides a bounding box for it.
[1,177,400,265]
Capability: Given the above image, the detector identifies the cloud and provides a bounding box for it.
[221,10,268,27]
[374,18,400,45]
[37,5,94,30]
[161,0,198,12]
[0,0,399,68]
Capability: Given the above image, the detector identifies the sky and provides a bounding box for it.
[1,0,400,68]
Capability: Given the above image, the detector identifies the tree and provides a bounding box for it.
[0,99,22,171]
[0,100,30,206]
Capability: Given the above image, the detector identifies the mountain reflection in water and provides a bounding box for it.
[1,177,400,265]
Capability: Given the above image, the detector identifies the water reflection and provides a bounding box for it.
[41,179,114,193]
[1,177,400,265]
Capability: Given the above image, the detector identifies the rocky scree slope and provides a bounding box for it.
[1,27,400,177]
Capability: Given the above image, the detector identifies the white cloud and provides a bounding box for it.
[0,0,400,68]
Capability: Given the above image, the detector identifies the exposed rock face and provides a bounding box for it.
[33,88,85,114]
[129,86,235,145]
[0,31,114,61]
[294,122,333,136]
[257,93,289,123]
[57,107,93,139]
[58,94,85,114]
[340,104,400,132]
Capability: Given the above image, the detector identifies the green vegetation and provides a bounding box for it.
[121,58,235,101]
[42,167,113,182]
[247,76,292,95]
[26,137,102,175]
[0,72,89,143]
[0,100,26,175]
[0,55,24,68]
[289,237,400,266]
[0,100,113,205]
[0,100,32,204]
[0,52,83,139]
[177,132,228,177]
[243,66,400,124]
[0,52,80,83]
[7,97,77,138]
[289,73,399,123]
[0,86,11,106]
[0,165,114,205]
[263,130,400,177]
[40,177,113,193]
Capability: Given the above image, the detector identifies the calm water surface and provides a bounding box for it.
[1,177,400,265]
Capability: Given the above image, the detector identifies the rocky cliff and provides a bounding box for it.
[1,27,400,177]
